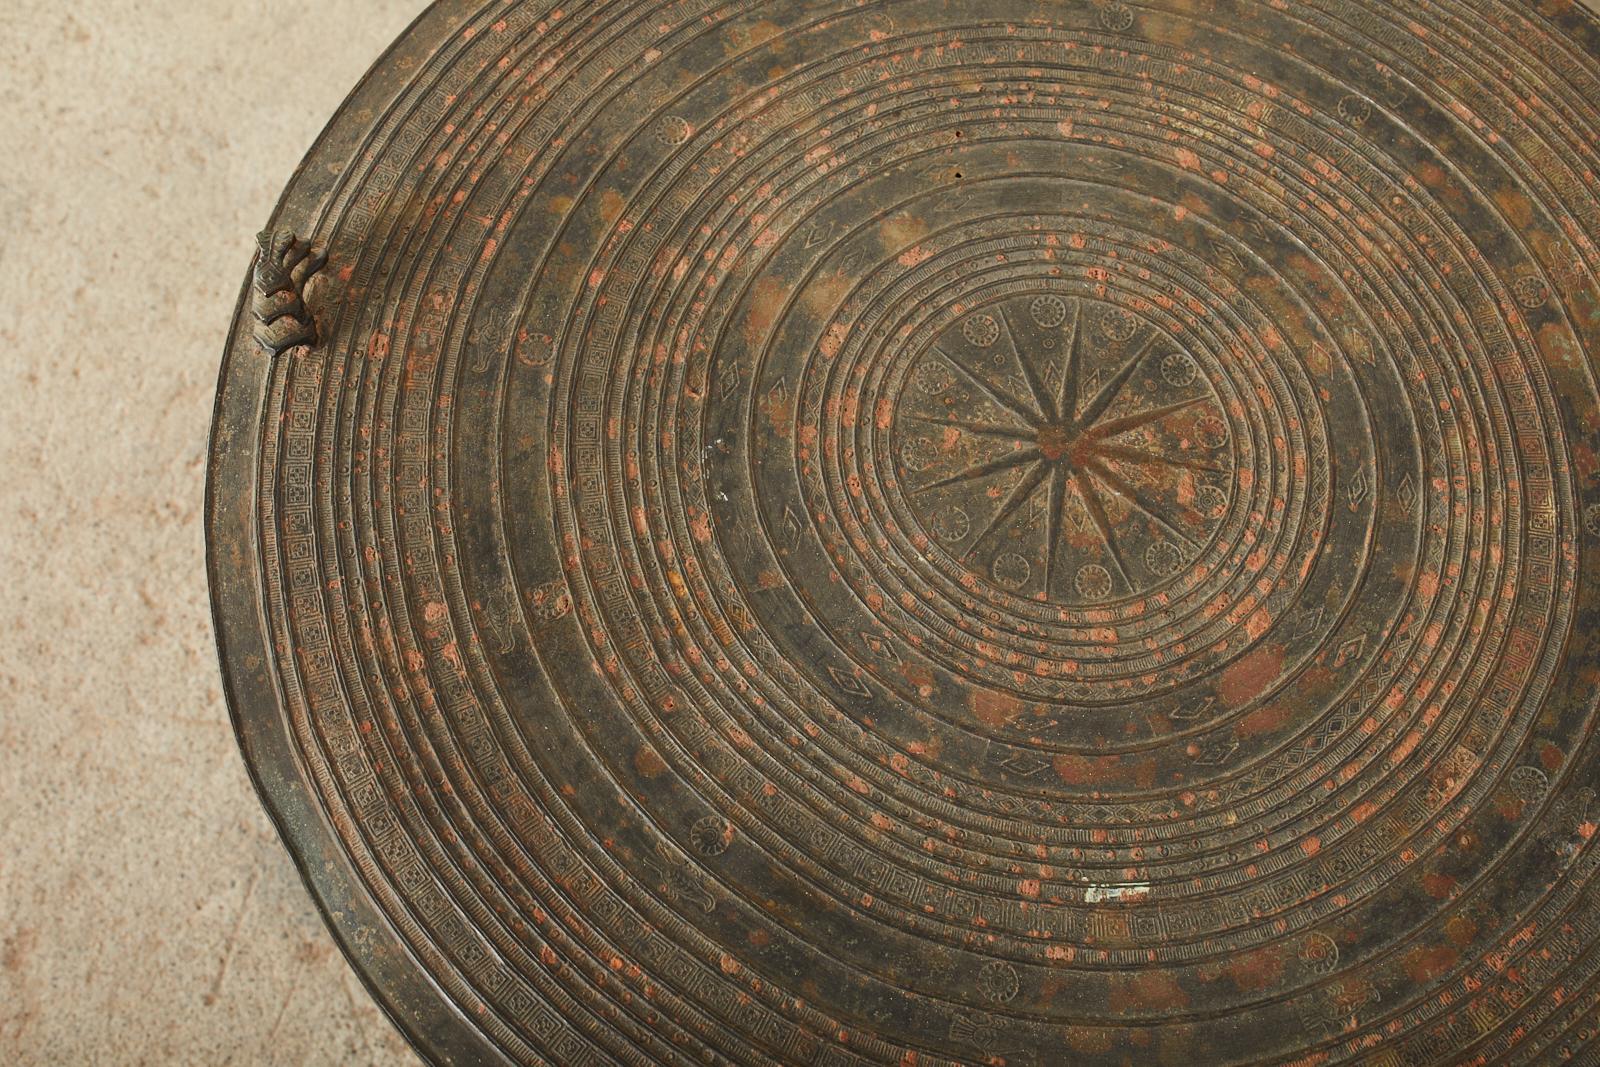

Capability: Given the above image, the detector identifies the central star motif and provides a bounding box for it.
[899,297,1230,602]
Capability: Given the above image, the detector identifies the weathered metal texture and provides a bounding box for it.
[209,1,1600,1063]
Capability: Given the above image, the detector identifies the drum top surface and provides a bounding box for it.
[210,1,1600,1062]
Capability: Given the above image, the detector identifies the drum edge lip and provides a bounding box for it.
[206,2,520,1063]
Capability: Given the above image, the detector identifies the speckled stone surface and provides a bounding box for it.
[0,3,422,1063]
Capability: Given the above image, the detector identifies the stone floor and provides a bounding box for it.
[0,3,422,1063]
[5,1,1600,1065]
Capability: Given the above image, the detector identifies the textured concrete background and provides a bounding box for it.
[0,3,423,1063]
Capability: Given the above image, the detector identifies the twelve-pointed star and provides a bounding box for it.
[910,299,1222,598]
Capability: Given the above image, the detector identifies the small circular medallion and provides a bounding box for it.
[1075,563,1114,600]
[963,314,1001,348]
[1029,295,1068,328]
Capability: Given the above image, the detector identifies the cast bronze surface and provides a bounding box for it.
[208,1,1600,1063]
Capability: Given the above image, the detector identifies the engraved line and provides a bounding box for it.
[1074,331,1161,429]
[1070,467,1133,590]
[906,411,1035,441]
[1085,439,1228,475]
[1056,297,1084,423]
[935,346,1045,427]
[1043,464,1070,597]
[1081,395,1209,442]
[1081,456,1204,550]
[913,445,1044,494]
[966,459,1050,562]
[999,303,1054,422]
